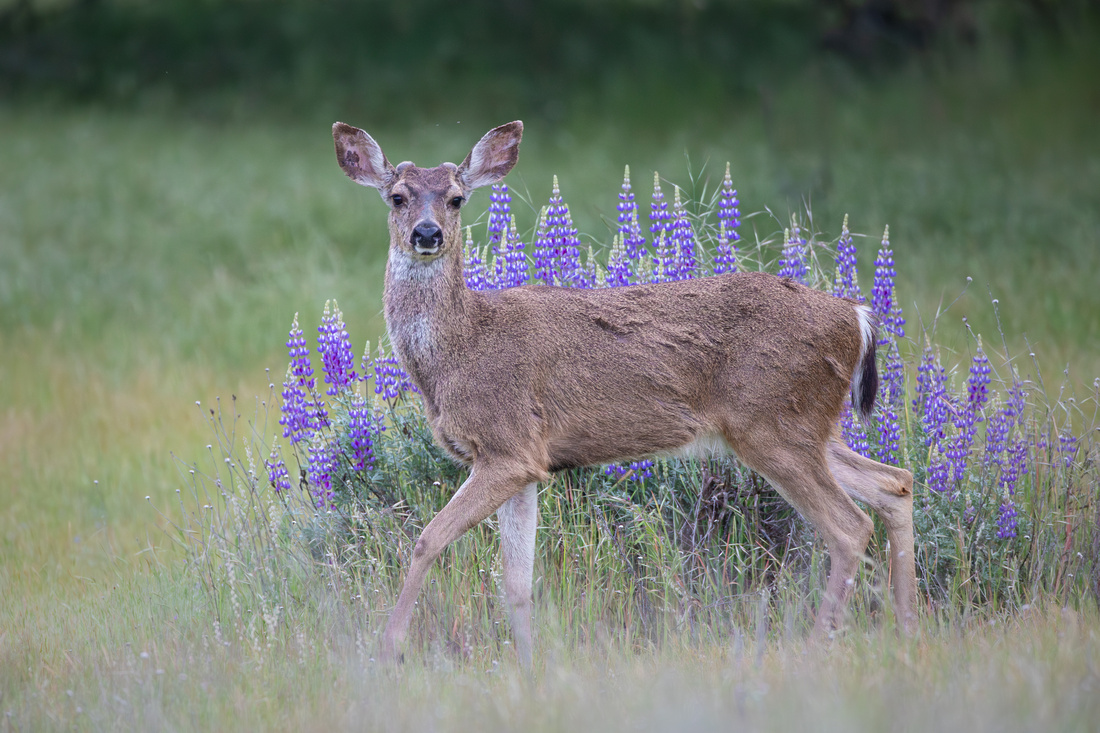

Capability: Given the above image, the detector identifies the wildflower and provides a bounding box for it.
[372,345,419,401]
[653,231,676,283]
[716,162,741,248]
[996,495,1019,540]
[650,172,672,243]
[280,313,327,444]
[501,216,529,288]
[1058,431,1078,470]
[832,214,863,302]
[669,186,697,280]
[605,234,632,288]
[346,395,382,473]
[265,447,292,493]
[876,342,905,464]
[605,459,655,482]
[463,227,489,291]
[535,177,582,287]
[872,226,905,343]
[944,337,992,488]
[307,436,340,509]
[713,223,737,276]
[317,300,357,396]
[617,166,648,274]
[488,183,511,284]
[840,404,873,458]
[777,220,809,284]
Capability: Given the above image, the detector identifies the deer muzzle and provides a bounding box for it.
[412,222,444,255]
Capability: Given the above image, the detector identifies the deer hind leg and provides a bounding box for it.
[826,438,917,633]
[734,436,875,639]
[497,481,539,669]
[380,460,533,663]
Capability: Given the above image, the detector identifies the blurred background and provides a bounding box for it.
[1,0,1098,587]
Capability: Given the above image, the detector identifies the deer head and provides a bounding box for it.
[333,121,523,258]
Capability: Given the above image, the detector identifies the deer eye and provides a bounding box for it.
[391,194,405,207]
[449,196,464,209]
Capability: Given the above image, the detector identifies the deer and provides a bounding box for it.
[332,120,918,669]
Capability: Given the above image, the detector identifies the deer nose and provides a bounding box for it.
[411,223,443,253]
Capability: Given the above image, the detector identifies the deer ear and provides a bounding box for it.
[333,122,394,190]
[458,121,523,190]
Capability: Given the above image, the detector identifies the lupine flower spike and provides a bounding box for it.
[778,219,809,284]
[872,225,904,343]
[618,166,648,275]
[606,234,631,288]
[670,186,697,280]
[716,162,741,246]
[833,214,863,302]
[463,226,489,291]
[650,171,672,243]
[318,300,357,396]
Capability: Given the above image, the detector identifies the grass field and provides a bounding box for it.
[2,12,1099,729]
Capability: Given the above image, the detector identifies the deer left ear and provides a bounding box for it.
[458,121,523,190]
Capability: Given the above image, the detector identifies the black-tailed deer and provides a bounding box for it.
[333,120,917,668]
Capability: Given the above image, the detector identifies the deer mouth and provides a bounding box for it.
[412,242,441,256]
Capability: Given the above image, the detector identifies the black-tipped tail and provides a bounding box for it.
[854,338,879,423]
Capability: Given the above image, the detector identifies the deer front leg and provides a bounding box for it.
[379,461,531,664]
[497,482,539,669]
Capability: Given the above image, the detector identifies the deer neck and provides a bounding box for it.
[382,243,472,373]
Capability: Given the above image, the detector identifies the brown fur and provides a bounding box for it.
[333,120,918,668]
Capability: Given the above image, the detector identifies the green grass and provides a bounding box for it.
[1,22,1099,730]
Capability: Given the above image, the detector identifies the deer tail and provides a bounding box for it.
[851,304,879,424]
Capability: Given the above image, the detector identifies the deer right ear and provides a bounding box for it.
[458,121,523,190]
[333,122,394,190]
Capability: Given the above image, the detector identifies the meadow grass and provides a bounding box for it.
[1,29,1099,730]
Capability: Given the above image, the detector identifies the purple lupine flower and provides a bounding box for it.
[716,162,741,248]
[670,186,697,280]
[280,364,314,445]
[577,244,598,290]
[944,338,992,489]
[840,404,873,458]
[536,176,582,287]
[606,233,632,288]
[533,206,554,286]
[372,345,419,401]
[604,459,655,482]
[914,338,951,463]
[463,227,489,291]
[1058,431,1078,470]
[280,313,327,444]
[346,395,382,473]
[318,300,358,396]
[307,436,340,509]
[653,231,676,284]
[554,204,583,287]
[713,223,737,276]
[875,343,905,464]
[488,183,511,284]
[617,166,648,272]
[926,449,952,495]
[777,222,809,284]
[832,214,864,302]
[996,499,1019,540]
[872,226,905,344]
[650,172,673,244]
[500,216,528,289]
[265,447,293,494]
